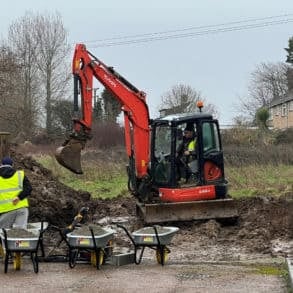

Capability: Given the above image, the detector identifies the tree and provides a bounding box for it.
[7,13,40,138]
[101,88,121,122]
[256,107,269,130]
[159,84,217,116]
[93,88,103,121]
[7,11,71,138]
[0,45,25,136]
[33,12,71,136]
[285,36,293,65]
[285,37,293,91]
[51,99,74,135]
[238,62,289,121]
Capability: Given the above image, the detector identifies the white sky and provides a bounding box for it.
[1,0,292,124]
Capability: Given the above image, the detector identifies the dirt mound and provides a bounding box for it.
[9,150,293,257]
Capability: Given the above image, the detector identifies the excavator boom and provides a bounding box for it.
[55,44,150,177]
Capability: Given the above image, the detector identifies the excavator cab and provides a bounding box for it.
[150,113,227,196]
[135,113,238,223]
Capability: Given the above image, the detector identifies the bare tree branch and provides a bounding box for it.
[159,83,218,117]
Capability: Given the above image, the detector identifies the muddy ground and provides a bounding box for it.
[10,150,292,258]
[4,150,293,291]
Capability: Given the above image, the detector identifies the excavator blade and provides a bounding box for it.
[136,198,238,224]
[55,139,84,174]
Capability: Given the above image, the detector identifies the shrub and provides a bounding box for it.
[88,121,124,149]
[274,127,293,144]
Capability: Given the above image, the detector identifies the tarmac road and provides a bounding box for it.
[0,258,288,293]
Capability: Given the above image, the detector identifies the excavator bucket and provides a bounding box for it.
[55,139,84,174]
[136,198,238,223]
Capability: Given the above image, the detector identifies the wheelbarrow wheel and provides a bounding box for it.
[156,247,169,265]
[13,252,21,270]
[91,250,104,269]
[69,249,78,268]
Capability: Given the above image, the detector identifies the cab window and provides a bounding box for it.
[202,122,220,153]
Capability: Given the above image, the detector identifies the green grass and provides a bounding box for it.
[226,164,293,198]
[252,264,292,292]
[253,264,287,276]
[36,154,129,199]
[36,154,293,200]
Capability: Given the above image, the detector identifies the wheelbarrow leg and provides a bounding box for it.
[69,248,78,268]
[31,252,39,273]
[134,246,145,265]
[4,251,10,273]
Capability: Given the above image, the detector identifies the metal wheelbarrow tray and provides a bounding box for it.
[66,225,115,270]
[1,233,39,251]
[0,227,46,273]
[132,226,179,246]
[67,227,115,248]
[118,225,179,266]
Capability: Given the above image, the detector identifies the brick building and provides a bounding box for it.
[269,92,293,129]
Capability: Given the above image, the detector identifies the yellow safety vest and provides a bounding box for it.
[187,140,196,151]
[0,170,29,213]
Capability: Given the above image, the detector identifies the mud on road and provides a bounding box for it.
[4,151,292,292]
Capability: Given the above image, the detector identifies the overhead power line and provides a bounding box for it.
[80,14,293,48]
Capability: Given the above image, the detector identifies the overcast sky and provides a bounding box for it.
[1,0,292,124]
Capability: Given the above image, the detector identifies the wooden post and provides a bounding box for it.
[0,132,10,160]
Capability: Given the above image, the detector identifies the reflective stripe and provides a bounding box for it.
[0,187,22,193]
[17,171,23,189]
[0,199,14,204]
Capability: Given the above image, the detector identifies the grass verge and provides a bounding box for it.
[226,164,293,198]
[36,154,129,199]
[36,154,293,200]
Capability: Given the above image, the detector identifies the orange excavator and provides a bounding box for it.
[55,44,238,223]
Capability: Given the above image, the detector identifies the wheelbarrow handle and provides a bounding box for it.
[116,224,136,246]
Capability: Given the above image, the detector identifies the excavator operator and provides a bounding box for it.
[176,123,198,183]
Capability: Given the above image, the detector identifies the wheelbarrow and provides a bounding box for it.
[117,224,179,266]
[0,222,47,273]
[66,225,115,270]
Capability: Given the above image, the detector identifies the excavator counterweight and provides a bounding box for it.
[55,138,84,174]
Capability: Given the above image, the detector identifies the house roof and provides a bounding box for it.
[270,91,293,107]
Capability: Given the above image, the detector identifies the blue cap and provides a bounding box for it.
[1,157,13,166]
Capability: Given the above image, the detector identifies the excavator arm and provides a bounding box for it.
[56,44,150,183]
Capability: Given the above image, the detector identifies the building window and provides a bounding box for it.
[281,103,287,117]
[274,105,280,116]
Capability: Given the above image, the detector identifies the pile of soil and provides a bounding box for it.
[9,151,293,259]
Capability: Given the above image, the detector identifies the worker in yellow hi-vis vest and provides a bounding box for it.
[0,157,32,229]
[176,123,198,183]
